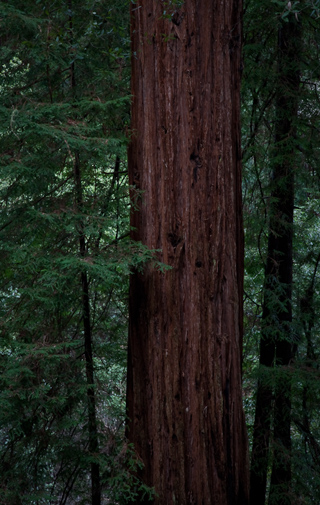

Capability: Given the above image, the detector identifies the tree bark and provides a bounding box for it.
[126,1,249,504]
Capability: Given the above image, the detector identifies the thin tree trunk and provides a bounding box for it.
[249,330,275,505]
[68,3,101,500]
[126,1,249,504]
[74,152,101,505]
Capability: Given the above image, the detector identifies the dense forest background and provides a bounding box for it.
[0,0,320,504]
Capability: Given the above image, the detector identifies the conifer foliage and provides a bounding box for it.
[0,1,154,503]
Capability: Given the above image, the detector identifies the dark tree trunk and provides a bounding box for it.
[126,1,249,504]
[74,153,101,505]
[69,3,101,500]
[268,18,301,505]
[82,269,101,505]
[249,331,275,505]
[250,15,301,505]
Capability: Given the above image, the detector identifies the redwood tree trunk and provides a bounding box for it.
[126,2,249,504]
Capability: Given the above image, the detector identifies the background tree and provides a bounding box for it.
[249,9,301,505]
[242,1,320,504]
[126,1,249,503]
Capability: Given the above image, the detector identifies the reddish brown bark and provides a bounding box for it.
[127,1,249,504]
